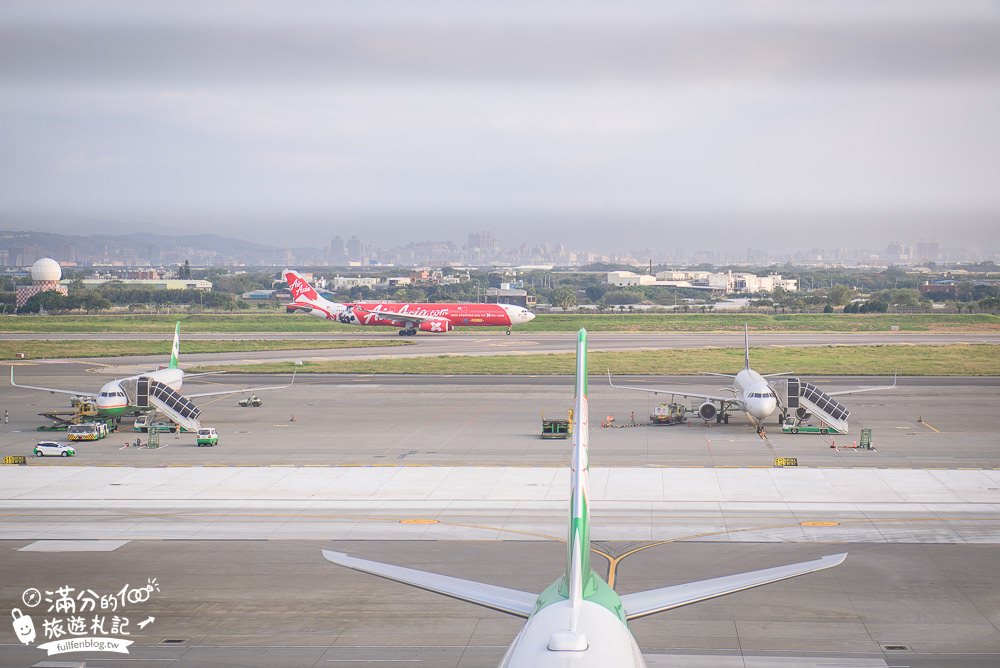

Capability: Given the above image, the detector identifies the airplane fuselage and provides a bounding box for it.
[499,599,646,667]
[732,368,778,425]
[94,368,183,416]
[302,301,534,331]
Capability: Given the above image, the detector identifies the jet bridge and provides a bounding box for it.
[120,377,202,432]
[771,377,850,434]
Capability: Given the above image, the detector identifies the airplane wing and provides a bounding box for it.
[825,373,897,397]
[620,552,847,621]
[184,372,296,399]
[10,367,93,398]
[322,550,537,618]
[607,371,738,407]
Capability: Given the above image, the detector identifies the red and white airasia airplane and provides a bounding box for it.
[284,269,535,335]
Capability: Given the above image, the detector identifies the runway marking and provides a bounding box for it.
[919,420,942,433]
[598,518,812,588]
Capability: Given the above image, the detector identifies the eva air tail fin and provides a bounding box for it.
[168,322,180,369]
[744,322,750,369]
[566,328,591,632]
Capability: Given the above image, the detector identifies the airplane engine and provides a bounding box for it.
[698,402,718,422]
[795,407,812,421]
[338,309,358,324]
[417,318,453,333]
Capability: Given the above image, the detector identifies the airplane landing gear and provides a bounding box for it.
[397,328,417,336]
[506,327,512,336]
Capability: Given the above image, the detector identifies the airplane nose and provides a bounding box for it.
[523,309,535,322]
[748,398,777,419]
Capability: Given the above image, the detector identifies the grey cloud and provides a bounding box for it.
[2,22,1000,85]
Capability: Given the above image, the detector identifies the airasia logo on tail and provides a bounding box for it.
[285,272,318,301]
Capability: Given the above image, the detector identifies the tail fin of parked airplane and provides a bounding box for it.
[744,322,751,370]
[566,328,591,633]
[168,322,180,369]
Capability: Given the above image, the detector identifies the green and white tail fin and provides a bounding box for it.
[169,322,180,369]
[744,322,750,370]
[567,328,591,631]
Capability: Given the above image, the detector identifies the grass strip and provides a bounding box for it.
[190,344,1000,376]
[0,339,409,360]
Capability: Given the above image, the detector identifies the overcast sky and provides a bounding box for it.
[1,0,999,252]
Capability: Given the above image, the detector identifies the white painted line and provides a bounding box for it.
[19,539,130,552]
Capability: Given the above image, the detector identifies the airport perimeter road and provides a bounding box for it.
[3,373,998,468]
[5,330,998,368]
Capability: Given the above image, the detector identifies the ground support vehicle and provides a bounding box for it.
[781,417,845,435]
[238,394,262,407]
[541,410,573,439]
[196,427,219,447]
[650,403,688,426]
[37,399,116,432]
[134,414,191,433]
[66,422,110,441]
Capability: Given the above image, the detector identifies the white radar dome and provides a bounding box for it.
[31,258,62,282]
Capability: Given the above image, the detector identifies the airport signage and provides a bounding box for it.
[774,457,798,467]
[3,455,27,465]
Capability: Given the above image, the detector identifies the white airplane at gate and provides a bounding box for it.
[609,324,896,437]
[11,323,293,428]
[322,329,846,666]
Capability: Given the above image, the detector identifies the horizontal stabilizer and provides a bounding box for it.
[321,550,537,618]
[620,552,846,620]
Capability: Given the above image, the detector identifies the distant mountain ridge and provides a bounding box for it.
[0,230,320,265]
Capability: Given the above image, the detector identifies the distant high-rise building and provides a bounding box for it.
[467,230,498,263]
[346,236,363,263]
[329,236,346,265]
[916,240,939,262]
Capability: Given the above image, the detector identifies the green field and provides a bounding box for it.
[190,343,1000,376]
[0,339,408,361]
[1,313,997,333]
[518,313,1000,332]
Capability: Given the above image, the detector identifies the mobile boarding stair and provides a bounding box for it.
[119,377,202,432]
[771,377,849,434]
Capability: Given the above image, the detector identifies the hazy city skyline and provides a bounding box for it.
[2,1,999,251]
